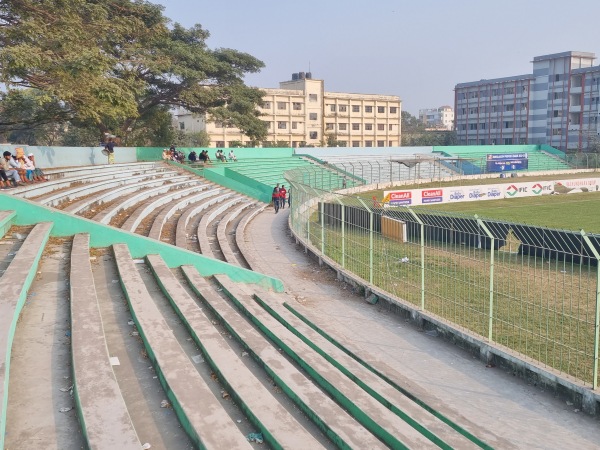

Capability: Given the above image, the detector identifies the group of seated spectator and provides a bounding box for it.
[0,151,47,189]
[162,145,186,163]
[215,149,237,162]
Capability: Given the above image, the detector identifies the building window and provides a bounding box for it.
[377,140,385,147]
[352,141,360,147]
[309,131,318,139]
[262,101,271,109]
[519,138,526,144]
[479,123,486,130]
[179,122,185,130]
[390,107,398,114]
[309,113,318,120]
[352,105,360,112]
[377,124,385,131]
[388,124,394,131]
[505,104,514,112]
[555,74,560,82]
[552,128,562,135]
[469,92,479,99]
[377,106,385,113]
[365,106,373,113]
[492,88,500,96]
[309,94,318,102]
[292,122,298,129]
[388,141,393,146]
[504,138,513,145]
[330,104,336,112]
[352,123,360,130]
[503,121,514,128]
[216,141,225,147]
[553,92,563,100]
[553,110,562,118]
[326,123,334,130]
[277,102,287,110]
[339,123,347,130]
[459,124,467,131]
[460,108,467,115]
[278,121,287,129]
[469,123,478,130]
[292,102,302,111]
[504,87,514,95]
[469,107,478,114]
[338,141,347,146]
[491,122,498,129]
[365,140,373,147]
[365,123,373,130]
[339,105,347,112]
[520,120,527,128]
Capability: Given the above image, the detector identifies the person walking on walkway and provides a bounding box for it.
[279,185,287,210]
[272,184,280,213]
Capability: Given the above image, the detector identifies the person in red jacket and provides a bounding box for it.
[279,185,287,209]
[272,184,280,213]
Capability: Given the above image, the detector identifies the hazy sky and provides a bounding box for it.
[156,0,600,115]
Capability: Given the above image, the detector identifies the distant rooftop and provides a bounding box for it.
[455,74,534,89]
[532,51,596,62]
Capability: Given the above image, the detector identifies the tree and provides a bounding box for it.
[0,1,268,143]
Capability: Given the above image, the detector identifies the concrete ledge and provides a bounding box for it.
[0,222,53,450]
[214,276,438,449]
[234,204,267,271]
[0,211,16,240]
[197,196,245,258]
[289,222,600,416]
[216,202,257,265]
[181,268,386,450]
[113,244,251,450]
[174,192,229,248]
[146,256,324,449]
[70,234,140,449]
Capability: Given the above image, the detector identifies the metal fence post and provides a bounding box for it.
[335,197,345,268]
[358,198,373,284]
[320,199,325,255]
[477,216,496,342]
[582,230,600,389]
[407,208,426,310]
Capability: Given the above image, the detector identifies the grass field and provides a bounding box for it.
[358,173,600,233]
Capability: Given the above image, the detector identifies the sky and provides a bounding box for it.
[155,0,600,116]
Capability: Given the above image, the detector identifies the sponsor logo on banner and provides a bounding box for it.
[531,183,543,195]
[421,189,443,204]
[506,184,519,197]
[389,191,412,206]
[448,189,465,201]
[468,188,485,200]
[487,187,502,199]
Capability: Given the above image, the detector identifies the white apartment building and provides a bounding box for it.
[418,106,454,130]
[455,51,600,151]
[174,73,402,148]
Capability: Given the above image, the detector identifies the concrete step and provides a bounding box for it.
[113,244,251,449]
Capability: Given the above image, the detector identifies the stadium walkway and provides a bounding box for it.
[244,208,600,449]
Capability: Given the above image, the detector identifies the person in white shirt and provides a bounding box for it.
[228,150,237,162]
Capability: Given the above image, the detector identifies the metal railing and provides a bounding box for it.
[287,175,600,388]
[312,153,600,186]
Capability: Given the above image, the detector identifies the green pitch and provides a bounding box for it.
[419,192,600,233]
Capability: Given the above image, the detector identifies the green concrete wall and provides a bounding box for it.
[137,147,294,162]
[0,194,283,291]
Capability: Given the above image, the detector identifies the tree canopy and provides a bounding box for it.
[0,0,268,144]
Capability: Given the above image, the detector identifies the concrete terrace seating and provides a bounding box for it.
[436,147,572,174]
[319,154,457,184]
[0,158,498,448]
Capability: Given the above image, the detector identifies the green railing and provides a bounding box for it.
[287,176,600,388]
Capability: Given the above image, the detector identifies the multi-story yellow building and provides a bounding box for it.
[174,73,402,148]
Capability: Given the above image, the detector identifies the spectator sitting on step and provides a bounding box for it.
[188,151,197,162]
[27,154,48,181]
[1,151,23,186]
[162,149,169,160]
[228,150,237,162]
[10,153,30,183]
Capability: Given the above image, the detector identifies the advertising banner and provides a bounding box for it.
[503,181,553,198]
[553,178,600,193]
[486,153,529,172]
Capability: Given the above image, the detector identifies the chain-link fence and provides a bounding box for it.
[287,170,600,388]
[312,152,600,185]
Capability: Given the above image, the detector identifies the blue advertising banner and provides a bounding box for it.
[486,153,528,172]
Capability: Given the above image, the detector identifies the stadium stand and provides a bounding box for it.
[0,158,495,449]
